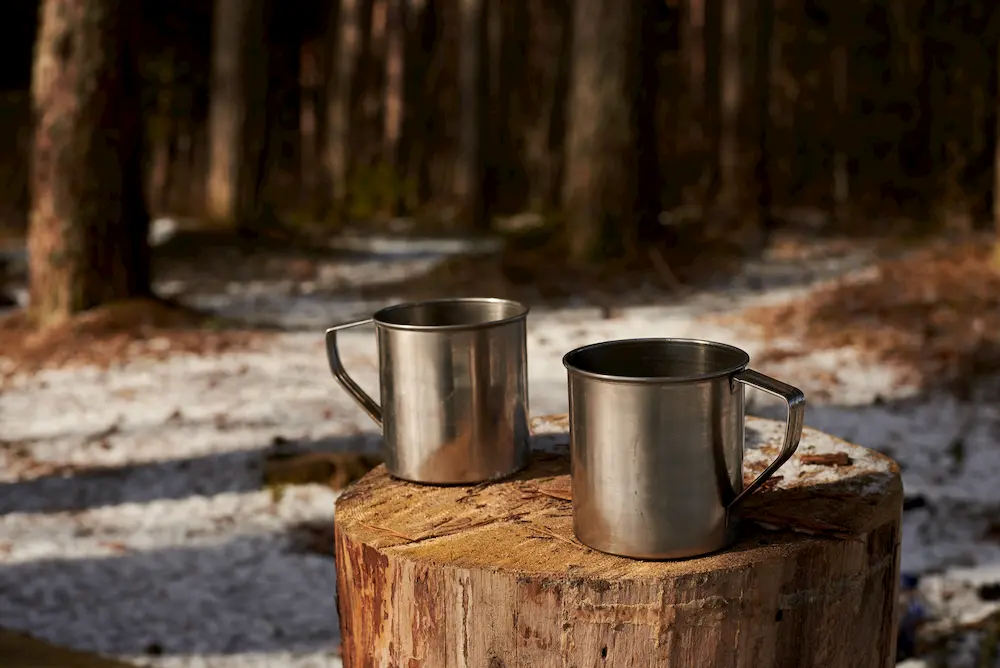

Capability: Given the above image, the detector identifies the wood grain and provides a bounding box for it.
[335,415,903,668]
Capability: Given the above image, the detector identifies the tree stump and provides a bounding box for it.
[334,415,902,668]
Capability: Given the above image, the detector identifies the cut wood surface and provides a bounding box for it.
[335,414,903,668]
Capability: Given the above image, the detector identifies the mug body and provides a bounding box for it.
[564,338,749,559]
[375,298,531,484]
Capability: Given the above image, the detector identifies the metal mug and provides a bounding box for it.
[563,338,806,560]
[325,297,531,485]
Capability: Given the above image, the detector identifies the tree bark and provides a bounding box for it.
[28,0,150,327]
[562,0,642,263]
[206,0,268,227]
[454,0,489,229]
[335,415,902,667]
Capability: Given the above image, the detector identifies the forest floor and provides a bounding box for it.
[1,219,999,667]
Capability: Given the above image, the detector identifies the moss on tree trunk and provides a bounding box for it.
[28,0,151,328]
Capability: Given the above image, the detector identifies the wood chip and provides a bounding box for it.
[533,479,572,501]
[800,452,852,467]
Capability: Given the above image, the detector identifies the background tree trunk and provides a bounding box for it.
[382,0,406,213]
[454,0,489,229]
[523,0,570,213]
[28,0,150,327]
[325,0,364,212]
[299,37,322,211]
[831,32,850,223]
[562,0,642,263]
[994,35,1000,258]
[714,0,770,241]
[680,0,709,204]
[205,0,268,227]
[754,0,774,236]
[400,0,432,209]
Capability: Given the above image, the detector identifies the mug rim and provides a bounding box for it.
[562,337,750,384]
[372,297,529,332]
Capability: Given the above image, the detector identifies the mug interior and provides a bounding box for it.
[374,298,527,330]
[563,338,750,382]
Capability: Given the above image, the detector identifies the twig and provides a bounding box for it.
[535,488,572,502]
[648,247,686,294]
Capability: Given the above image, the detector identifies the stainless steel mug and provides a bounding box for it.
[563,338,805,560]
[325,297,531,485]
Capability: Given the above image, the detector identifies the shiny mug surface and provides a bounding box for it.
[563,338,806,560]
[325,298,531,485]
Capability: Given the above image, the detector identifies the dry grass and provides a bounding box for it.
[0,297,273,380]
[732,236,1000,392]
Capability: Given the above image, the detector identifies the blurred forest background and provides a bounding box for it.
[3,4,1000,663]
[2,0,1000,328]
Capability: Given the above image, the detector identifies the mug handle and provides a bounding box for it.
[729,369,806,507]
[325,319,383,428]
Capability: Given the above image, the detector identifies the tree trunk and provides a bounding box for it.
[562,0,642,263]
[716,0,741,220]
[381,0,407,213]
[454,0,489,229]
[753,0,774,234]
[400,0,432,208]
[27,0,150,327]
[325,0,365,210]
[206,0,268,227]
[483,0,512,212]
[831,38,850,223]
[713,0,771,241]
[148,114,175,216]
[523,0,570,212]
[680,0,709,203]
[994,37,1000,260]
[335,414,902,667]
[703,0,722,207]
[147,55,175,216]
[300,38,322,210]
